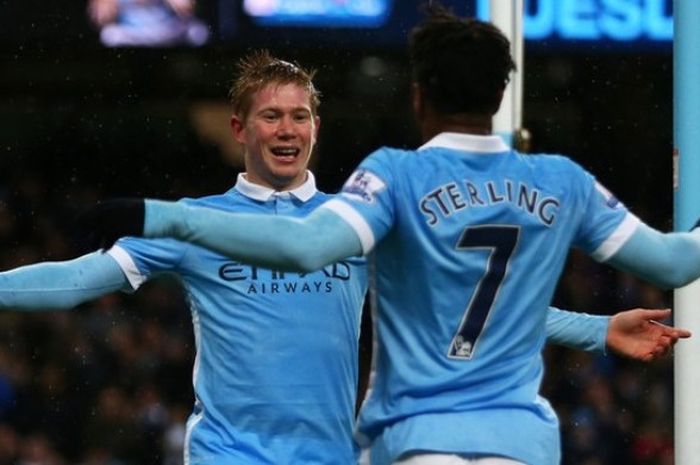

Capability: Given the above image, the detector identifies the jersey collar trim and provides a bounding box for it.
[233,171,317,202]
[419,132,509,153]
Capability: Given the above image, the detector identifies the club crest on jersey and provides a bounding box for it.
[595,182,620,208]
[341,169,386,204]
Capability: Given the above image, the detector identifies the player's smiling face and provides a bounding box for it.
[232,82,320,190]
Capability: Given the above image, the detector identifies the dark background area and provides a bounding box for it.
[0,1,677,464]
[0,0,674,217]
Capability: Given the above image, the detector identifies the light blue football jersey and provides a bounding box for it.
[322,133,639,465]
[108,173,368,465]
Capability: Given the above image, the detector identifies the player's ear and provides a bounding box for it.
[312,115,321,142]
[230,114,246,143]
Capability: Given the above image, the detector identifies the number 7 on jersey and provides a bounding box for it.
[449,225,520,360]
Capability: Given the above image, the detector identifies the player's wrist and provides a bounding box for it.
[604,313,619,352]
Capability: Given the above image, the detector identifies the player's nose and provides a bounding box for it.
[276,115,296,138]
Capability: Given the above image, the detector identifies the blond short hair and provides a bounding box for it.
[228,50,321,120]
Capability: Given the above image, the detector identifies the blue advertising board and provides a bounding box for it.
[476,0,671,42]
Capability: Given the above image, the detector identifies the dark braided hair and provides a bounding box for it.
[409,3,516,116]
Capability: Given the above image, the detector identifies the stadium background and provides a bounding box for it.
[0,1,676,464]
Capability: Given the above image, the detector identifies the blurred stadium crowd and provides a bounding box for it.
[0,172,195,465]
[0,156,677,465]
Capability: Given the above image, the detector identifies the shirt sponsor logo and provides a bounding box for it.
[218,261,352,295]
[340,169,386,204]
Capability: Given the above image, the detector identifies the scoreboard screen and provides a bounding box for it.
[242,0,394,28]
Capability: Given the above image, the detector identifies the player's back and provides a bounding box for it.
[338,134,632,465]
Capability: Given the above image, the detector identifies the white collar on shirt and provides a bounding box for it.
[418,132,509,153]
[233,171,318,202]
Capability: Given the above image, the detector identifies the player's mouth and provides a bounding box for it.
[270,146,300,161]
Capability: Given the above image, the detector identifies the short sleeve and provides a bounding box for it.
[107,237,186,290]
[574,174,640,262]
[321,149,397,254]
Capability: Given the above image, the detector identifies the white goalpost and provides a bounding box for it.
[673,0,700,463]
[488,0,524,146]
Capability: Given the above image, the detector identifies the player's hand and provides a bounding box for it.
[606,308,691,362]
[74,198,145,252]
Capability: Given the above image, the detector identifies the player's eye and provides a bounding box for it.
[293,112,310,123]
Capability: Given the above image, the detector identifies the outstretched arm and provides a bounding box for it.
[0,252,128,310]
[545,307,608,353]
[547,307,690,361]
[607,222,700,288]
[76,198,363,272]
[145,200,363,271]
[79,200,700,286]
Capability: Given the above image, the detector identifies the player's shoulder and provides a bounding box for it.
[520,151,590,179]
[520,151,579,168]
[365,145,415,161]
[358,146,418,175]
[312,189,333,200]
[178,190,248,210]
[305,190,334,207]
[341,147,414,194]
